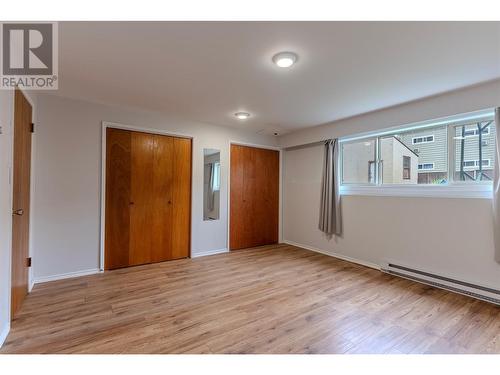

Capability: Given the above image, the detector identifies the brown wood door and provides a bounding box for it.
[171,137,191,259]
[11,89,32,318]
[150,134,174,263]
[104,128,131,269]
[230,144,279,250]
[129,131,154,266]
[105,128,191,269]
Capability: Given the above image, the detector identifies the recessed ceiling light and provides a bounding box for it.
[235,112,251,120]
[272,51,298,68]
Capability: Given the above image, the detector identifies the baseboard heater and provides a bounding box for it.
[381,262,500,305]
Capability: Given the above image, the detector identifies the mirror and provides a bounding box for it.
[203,148,221,221]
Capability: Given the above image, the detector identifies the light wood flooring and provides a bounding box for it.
[1,244,499,354]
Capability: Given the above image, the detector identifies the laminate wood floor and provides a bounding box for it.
[2,244,499,354]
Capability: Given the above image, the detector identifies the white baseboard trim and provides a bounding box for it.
[191,248,229,258]
[0,322,10,348]
[28,264,35,292]
[34,268,101,284]
[283,240,380,270]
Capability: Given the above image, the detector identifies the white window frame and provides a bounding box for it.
[412,135,434,145]
[418,163,435,171]
[339,109,495,199]
[480,159,491,167]
[462,160,477,168]
[461,159,491,168]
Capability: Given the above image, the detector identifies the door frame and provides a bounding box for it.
[13,90,36,283]
[227,141,283,251]
[99,121,194,271]
[24,92,36,293]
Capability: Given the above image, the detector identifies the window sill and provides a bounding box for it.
[339,183,493,199]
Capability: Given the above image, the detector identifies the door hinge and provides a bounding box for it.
[26,257,32,267]
[30,123,34,133]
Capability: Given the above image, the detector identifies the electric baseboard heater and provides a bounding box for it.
[381,262,500,305]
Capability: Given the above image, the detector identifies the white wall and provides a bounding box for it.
[33,94,278,280]
[284,144,500,288]
[280,79,500,148]
[0,90,14,346]
[282,80,500,289]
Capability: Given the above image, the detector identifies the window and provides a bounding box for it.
[341,139,376,184]
[377,125,446,185]
[412,135,434,144]
[403,156,411,180]
[340,111,496,193]
[462,159,490,168]
[480,159,491,167]
[418,163,434,170]
[462,125,490,137]
[454,120,495,182]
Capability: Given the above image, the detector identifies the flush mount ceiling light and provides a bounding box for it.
[235,112,251,120]
[272,51,298,68]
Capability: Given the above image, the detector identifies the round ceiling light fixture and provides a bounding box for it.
[272,51,298,68]
[235,112,251,120]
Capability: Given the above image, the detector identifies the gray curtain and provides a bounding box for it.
[493,107,500,263]
[208,163,215,211]
[319,139,342,235]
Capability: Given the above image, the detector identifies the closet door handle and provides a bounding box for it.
[13,209,24,216]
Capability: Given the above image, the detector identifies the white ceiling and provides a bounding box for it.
[55,22,500,135]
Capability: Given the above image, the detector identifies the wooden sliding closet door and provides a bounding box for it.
[105,128,191,270]
[171,138,192,259]
[230,144,279,250]
[150,134,174,263]
[254,146,280,245]
[129,131,154,266]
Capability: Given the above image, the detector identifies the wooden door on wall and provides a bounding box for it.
[230,144,279,250]
[11,89,32,318]
[105,128,191,270]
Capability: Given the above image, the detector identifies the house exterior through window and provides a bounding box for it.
[341,113,496,186]
[400,125,448,184]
